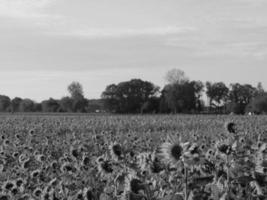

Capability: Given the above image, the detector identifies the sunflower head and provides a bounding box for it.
[97,159,113,176]
[160,142,184,164]
[217,144,232,155]
[225,122,236,134]
[130,178,145,194]
[109,143,124,161]
[170,143,183,160]
[83,187,94,200]
[124,174,146,195]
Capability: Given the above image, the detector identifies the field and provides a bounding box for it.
[0,114,266,200]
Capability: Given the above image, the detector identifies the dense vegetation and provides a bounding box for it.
[0,114,266,199]
[0,69,266,114]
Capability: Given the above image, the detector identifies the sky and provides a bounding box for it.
[0,0,266,102]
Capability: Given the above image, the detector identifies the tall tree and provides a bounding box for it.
[161,82,198,113]
[228,83,257,114]
[68,81,84,100]
[192,81,204,112]
[206,82,229,112]
[41,98,60,112]
[102,79,159,113]
[165,69,189,85]
[59,96,74,112]
[101,84,120,112]
[11,97,22,112]
[19,99,35,112]
[0,95,11,112]
[256,82,265,96]
[73,98,88,112]
[246,93,267,114]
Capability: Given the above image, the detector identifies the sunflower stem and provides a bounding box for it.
[184,166,188,200]
[145,185,152,200]
[226,155,231,196]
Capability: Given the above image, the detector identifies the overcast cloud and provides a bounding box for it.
[0,0,266,101]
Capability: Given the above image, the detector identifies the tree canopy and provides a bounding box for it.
[0,69,265,114]
[102,79,159,113]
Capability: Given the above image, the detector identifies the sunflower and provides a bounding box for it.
[82,155,90,166]
[60,162,76,174]
[70,146,80,160]
[124,174,146,194]
[33,187,43,198]
[150,153,164,174]
[28,129,35,136]
[97,158,113,177]
[2,181,15,191]
[217,143,232,155]
[159,136,190,165]
[109,142,124,161]
[225,122,236,134]
[96,156,105,164]
[0,195,11,200]
[83,187,95,200]
[30,169,41,179]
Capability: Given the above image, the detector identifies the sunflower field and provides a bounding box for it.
[0,114,266,200]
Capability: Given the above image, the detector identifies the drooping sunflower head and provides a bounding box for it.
[96,156,105,164]
[97,157,113,176]
[225,122,236,134]
[124,174,145,194]
[109,142,123,161]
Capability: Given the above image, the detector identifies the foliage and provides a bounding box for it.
[102,79,160,113]
[0,77,265,114]
[165,69,189,85]
[19,99,35,112]
[229,83,258,114]
[161,81,203,113]
[246,93,267,114]
[10,97,22,112]
[206,82,229,112]
[0,95,11,112]
[68,81,84,100]
[41,98,60,112]
[59,96,74,112]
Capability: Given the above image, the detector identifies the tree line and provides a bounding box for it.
[102,69,266,114]
[0,82,103,113]
[0,69,266,114]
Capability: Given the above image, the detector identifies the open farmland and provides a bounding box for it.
[0,114,266,200]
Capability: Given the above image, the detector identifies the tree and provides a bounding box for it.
[101,84,119,112]
[246,93,267,114]
[68,81,84,100]
[41,98,60,112]
[165,69,189,85]
[192,81,204,112]
[34,103,42,112]
[160,80,204,114]
[102,79,159,113]
[141,97,160,114]
[59,96,74,112]
[256,82,265,96]
[161,82,198,113]
[228,83,257,114]
[11,97,23,112]
[206,82,229,113]
[87,99,104,112]
[19,99,35,112]
[73,98,88,112]
[0,95,11,112]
